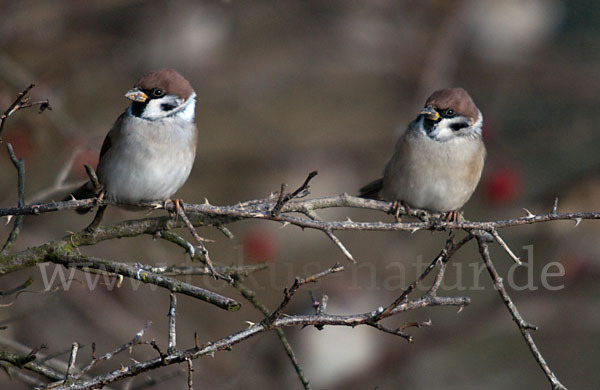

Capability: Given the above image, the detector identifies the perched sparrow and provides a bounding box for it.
[359,88,485,219]
[68,68,197,212]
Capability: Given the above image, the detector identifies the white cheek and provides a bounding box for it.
[177,95,196,122]
[142,99,171,120]
[432,116,474,141]
[472,111,483,135]
[433,122,455,140]
[133,93,196,121]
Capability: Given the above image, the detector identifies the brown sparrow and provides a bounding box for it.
[359,88,485,219]
[68,68,197,212]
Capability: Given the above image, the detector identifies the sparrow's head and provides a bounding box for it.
[125,68,196,122]
[415,88,482,142]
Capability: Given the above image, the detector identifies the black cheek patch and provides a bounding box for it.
[450,122,469,131]
[161,103,176,111]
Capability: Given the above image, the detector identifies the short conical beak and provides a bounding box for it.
[420,106,440,121]
[124,88,148,103]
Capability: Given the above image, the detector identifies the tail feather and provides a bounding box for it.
[358,178,383,199]
[64,182,95,214]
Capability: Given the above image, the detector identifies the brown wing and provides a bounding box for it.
[99,112,126,161]
[63,113,127,212]
[358,178,383,199]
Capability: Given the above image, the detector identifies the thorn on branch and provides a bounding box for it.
[150,340,166,363]
[309,291,328,330]
[271,171,318,216]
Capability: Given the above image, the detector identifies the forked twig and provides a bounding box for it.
[271,171,318,216]
[0,83,51,139]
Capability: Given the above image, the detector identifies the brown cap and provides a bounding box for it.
[425,88,480,120]
[134,68,194,100]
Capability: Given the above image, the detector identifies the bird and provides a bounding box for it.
[67,68,198,227]
[359,88,485,221]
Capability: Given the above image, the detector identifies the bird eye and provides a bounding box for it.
[153,88,165,97]
[445,109,455,117]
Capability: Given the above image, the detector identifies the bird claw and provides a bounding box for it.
[389,200,401,222]
[444,210,461,223]
[389,200,410,222]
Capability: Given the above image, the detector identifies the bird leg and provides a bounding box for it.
[389,200,411,222]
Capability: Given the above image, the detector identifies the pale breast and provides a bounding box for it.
[382,132,484,211]
[97,115,197,204]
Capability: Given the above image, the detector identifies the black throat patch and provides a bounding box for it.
[130,101,147,117]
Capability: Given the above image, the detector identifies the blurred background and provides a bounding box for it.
[1,0,600,388]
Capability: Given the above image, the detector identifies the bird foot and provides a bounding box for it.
[166,198,184,219]
[389,200,411,222]
[443,210,461,223]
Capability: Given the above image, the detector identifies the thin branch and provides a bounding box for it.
[0,83,51,139]
[176,203,229,282]
[0,351,64,381]
[76,322,151,379]
[1,144,25,255]
[3,195,598,236]
[145,263,268,278]
[0,276,33,297]
[475,234,567,390]
[51,254,241,311]
[156,230,197,260]
[64,342,79,381]
[491,228,522,265]
[367,321,413,342]
[300,207,356,263]
[186,358,193,390]
[1,363,48,387]
[167,293,177,354]
[83,164,102,196]
[324,229,356,263]
[266,262,344,327]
